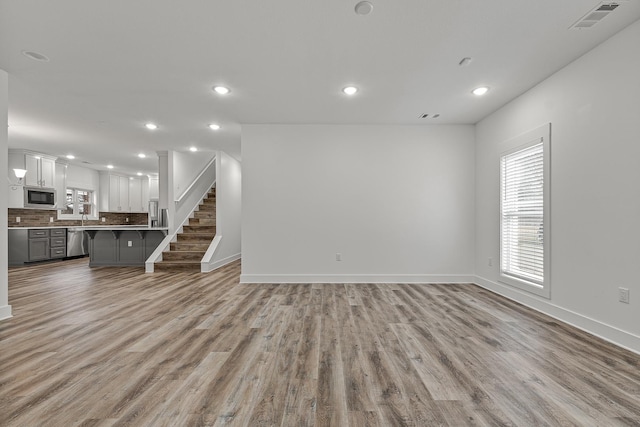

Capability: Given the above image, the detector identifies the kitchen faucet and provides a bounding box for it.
[81,213,88,227]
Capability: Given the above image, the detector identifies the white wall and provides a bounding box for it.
[0,70,11,320]
[475,20,640,353]
[203,151,242,271]
[173,150,215,199]
[241,124,475,283]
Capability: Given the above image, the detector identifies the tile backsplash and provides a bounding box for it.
[8,209,148,227]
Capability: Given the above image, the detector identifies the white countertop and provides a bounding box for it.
[8,226,70,229]
[9,226,168,231]
[80,226,168,231]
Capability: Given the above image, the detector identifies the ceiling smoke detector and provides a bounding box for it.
[570,2,622,29]
[354,1,373,15]
[22,50,50,62]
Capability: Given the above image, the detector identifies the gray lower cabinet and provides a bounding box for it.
[28,237,50,261]
[9,228,67,265]
[87,229,166,267]
[50,232,67,259]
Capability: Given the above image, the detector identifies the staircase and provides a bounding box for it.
[154,187,216,272]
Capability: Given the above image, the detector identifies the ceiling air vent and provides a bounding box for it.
[570,2,622,29]
[419,113,440,120]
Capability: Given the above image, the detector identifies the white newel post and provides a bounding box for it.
[157,150,177,234]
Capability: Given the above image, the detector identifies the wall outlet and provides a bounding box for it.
[49,217,54,222]
[101,217,106,222]
[488,257,493,267]
[15,217,20,223]
[126,217,129,222]
[619,287,630,304]
[336,253,342,261]
[127,241,132,247]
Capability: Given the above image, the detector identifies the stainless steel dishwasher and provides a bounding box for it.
[66,228,89,257]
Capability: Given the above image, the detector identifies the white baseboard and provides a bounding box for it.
[239,273,475,284]
[202,253,241,273]
[474,275,640,355]
[0,304,12,321]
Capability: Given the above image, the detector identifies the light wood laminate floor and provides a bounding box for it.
[1,258,639,426]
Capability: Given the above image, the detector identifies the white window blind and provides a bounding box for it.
[59,188,96,219]
[501,141,544,286]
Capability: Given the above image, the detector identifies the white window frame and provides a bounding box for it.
[58,187,98,220]
[499,123,551,298]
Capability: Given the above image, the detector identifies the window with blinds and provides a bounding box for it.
[499,124,550,298]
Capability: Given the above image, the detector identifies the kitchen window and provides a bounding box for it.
[499,123,551,298]
[59,188,97,219]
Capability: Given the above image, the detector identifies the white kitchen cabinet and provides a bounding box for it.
[24,154,56,188]
[24,155,38,186]
[119,177,130,212]
[40,158,55,187]
[128,176,150,212]
[99,173,148,212]
[141,177,150,212]
[100,173,130,212]
[148,176,159,200]
[129,178,143,212]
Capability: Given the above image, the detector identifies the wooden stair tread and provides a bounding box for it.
[177,235,215,242]
[171,244,209,250]
[157,260,201,264]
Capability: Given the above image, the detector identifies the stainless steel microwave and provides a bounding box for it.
[24,186,57,209]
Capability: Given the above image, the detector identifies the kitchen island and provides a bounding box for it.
[83,226,168,267]
[8,225,168,267]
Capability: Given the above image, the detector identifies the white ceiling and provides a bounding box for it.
[2,1,639,175]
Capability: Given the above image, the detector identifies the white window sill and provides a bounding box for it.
[499,272,550,299]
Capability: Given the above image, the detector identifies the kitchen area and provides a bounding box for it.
[7,149,167,268]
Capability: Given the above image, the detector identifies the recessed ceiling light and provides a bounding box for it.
[138,153,146,158]
[145,123,158,130]
[472,86,489,96]
[343,86,358,95]
[22,50,50,62]
[107,164,114,169]
[208,124,221,130]
[66,154,75,159]
[189,147,198,152]
[137,172,143,176]
[354,1,373,15]
[213,86,230,95]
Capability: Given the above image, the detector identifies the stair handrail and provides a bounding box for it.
[175,155,216,203]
